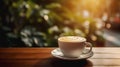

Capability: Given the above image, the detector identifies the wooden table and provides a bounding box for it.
[0,47,120,67]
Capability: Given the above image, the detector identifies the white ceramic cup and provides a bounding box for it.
[58,36,92,58]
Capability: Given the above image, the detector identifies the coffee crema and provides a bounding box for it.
[58,36,86,42]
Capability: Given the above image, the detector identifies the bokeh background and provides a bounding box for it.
[0,0,120,47]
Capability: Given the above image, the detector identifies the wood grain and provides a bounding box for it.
[0,47,120,67]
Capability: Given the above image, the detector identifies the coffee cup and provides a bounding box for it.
[58,36,92,58]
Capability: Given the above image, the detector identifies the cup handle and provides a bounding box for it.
[82,42,92,54]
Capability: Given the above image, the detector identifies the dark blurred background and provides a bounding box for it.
[0,0,120,47]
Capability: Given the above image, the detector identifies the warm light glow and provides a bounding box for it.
[82,0,100,6]
[91,35,97,41]
[102,13,108,21]
[106,23,111,29]
[63,0,107,17]
[95,18,104,29]
[80,0,106,17]
[83,20,90,28]
[83,10,89,18]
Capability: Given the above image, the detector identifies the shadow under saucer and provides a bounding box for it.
[34,57,93,67]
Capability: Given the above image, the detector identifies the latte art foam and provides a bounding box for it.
[58,36,86,42]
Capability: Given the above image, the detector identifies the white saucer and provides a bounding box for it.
[51,48,93,60]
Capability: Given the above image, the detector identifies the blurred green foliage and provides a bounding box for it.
[0,0,104,47]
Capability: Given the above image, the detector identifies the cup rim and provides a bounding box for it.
[58,36,86,43]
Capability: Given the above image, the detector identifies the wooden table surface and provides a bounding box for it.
[0,47,120,67]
